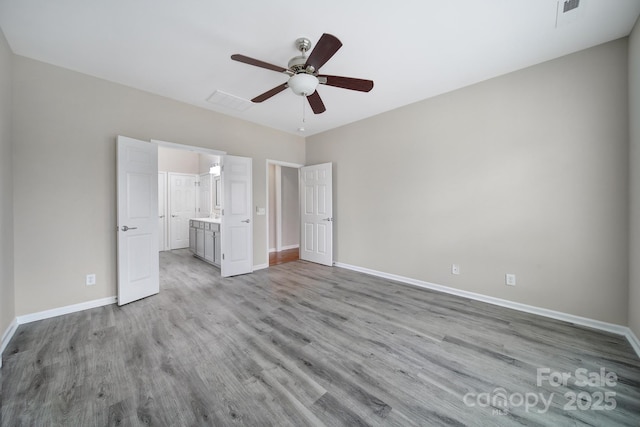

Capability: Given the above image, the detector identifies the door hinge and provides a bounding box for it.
[222,253,225,260]
[222,209,224,216]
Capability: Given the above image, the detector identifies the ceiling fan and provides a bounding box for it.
[231,33,374,114]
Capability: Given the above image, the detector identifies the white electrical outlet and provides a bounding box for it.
[86,274,96,286]
[505,273,516,286]
[452,264,460,275]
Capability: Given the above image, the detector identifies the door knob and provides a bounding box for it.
[241,219,251,223]
[121,225,138,232]
[171,214,178,218]
[322,217,333,222]
[159,215,165,218]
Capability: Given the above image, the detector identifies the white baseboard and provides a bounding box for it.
[627,329,640,357]
[0,317,19,368]
[334,262,639,358]
[16,296,117,325]
[253,263,269,271]
[272,244,299,253]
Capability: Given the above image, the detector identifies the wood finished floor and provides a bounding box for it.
[2,249,639,426]
[269,248,299,266]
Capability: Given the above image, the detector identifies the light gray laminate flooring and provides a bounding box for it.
[2,249,639,426]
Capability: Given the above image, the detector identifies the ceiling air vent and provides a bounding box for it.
[206,90,253,112]
[563,0,580,13]
[556,0,583,28]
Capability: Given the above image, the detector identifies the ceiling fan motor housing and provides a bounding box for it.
[287,55,309,73]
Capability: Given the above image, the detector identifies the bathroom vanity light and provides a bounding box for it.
[209,163,220,175]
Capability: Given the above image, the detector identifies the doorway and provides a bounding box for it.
[157,145,221,251]
[267,160,302,266]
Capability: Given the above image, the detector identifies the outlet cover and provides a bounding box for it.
[452,264,460,275]
[86,274,96,286]
[505,273,516,286]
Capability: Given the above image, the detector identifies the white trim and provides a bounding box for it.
[275,165,283,252]
[280,244,300,251]
[253,263,269,271]
[0,317,19,368]
[151,139,227,156]
[626,329,640,357]
[16,297,117,325]
[268,244,299,255]
[334,262,640,357]
[267,159,305,169]
[158,171,169,251]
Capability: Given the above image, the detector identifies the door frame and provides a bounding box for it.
[265,159,304,266]
[153,139,227,252]
[158,171,168,251]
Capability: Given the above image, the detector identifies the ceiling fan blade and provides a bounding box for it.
[252,83,288,103]
[307,91,326,114]
[231,54,289,73]
[319,75,374,92]
[305,33,342,71]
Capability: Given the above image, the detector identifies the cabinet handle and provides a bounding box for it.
[171,214,178,218]
[121,225,138,232]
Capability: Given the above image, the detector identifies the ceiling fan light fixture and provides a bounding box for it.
[288,73,319,96]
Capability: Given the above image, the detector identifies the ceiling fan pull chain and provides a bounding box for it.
[302,95,306,124]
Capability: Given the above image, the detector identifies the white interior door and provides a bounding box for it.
[117,136,159,305]
[221,155,253,277]
[300,162,333,266]
[158,172,167,251]
[169,173,197,249]
[199,173,212,217]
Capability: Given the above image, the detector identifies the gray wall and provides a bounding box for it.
[11,55,304,316]
[307,39,630,325]
[281,166,299,248]
[630,18,640,338]
[0,29,14,341]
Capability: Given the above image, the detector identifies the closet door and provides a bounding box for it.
[169,173,197,249]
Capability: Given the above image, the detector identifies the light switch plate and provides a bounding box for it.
[505,273,516,286]
[256,207,266,215]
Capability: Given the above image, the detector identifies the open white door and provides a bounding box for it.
[117,136,159,305]
[158,172,167,251]
[300,162,333,266]
[221,155,253,277]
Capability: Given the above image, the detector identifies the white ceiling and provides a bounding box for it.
[1,0,639,136]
